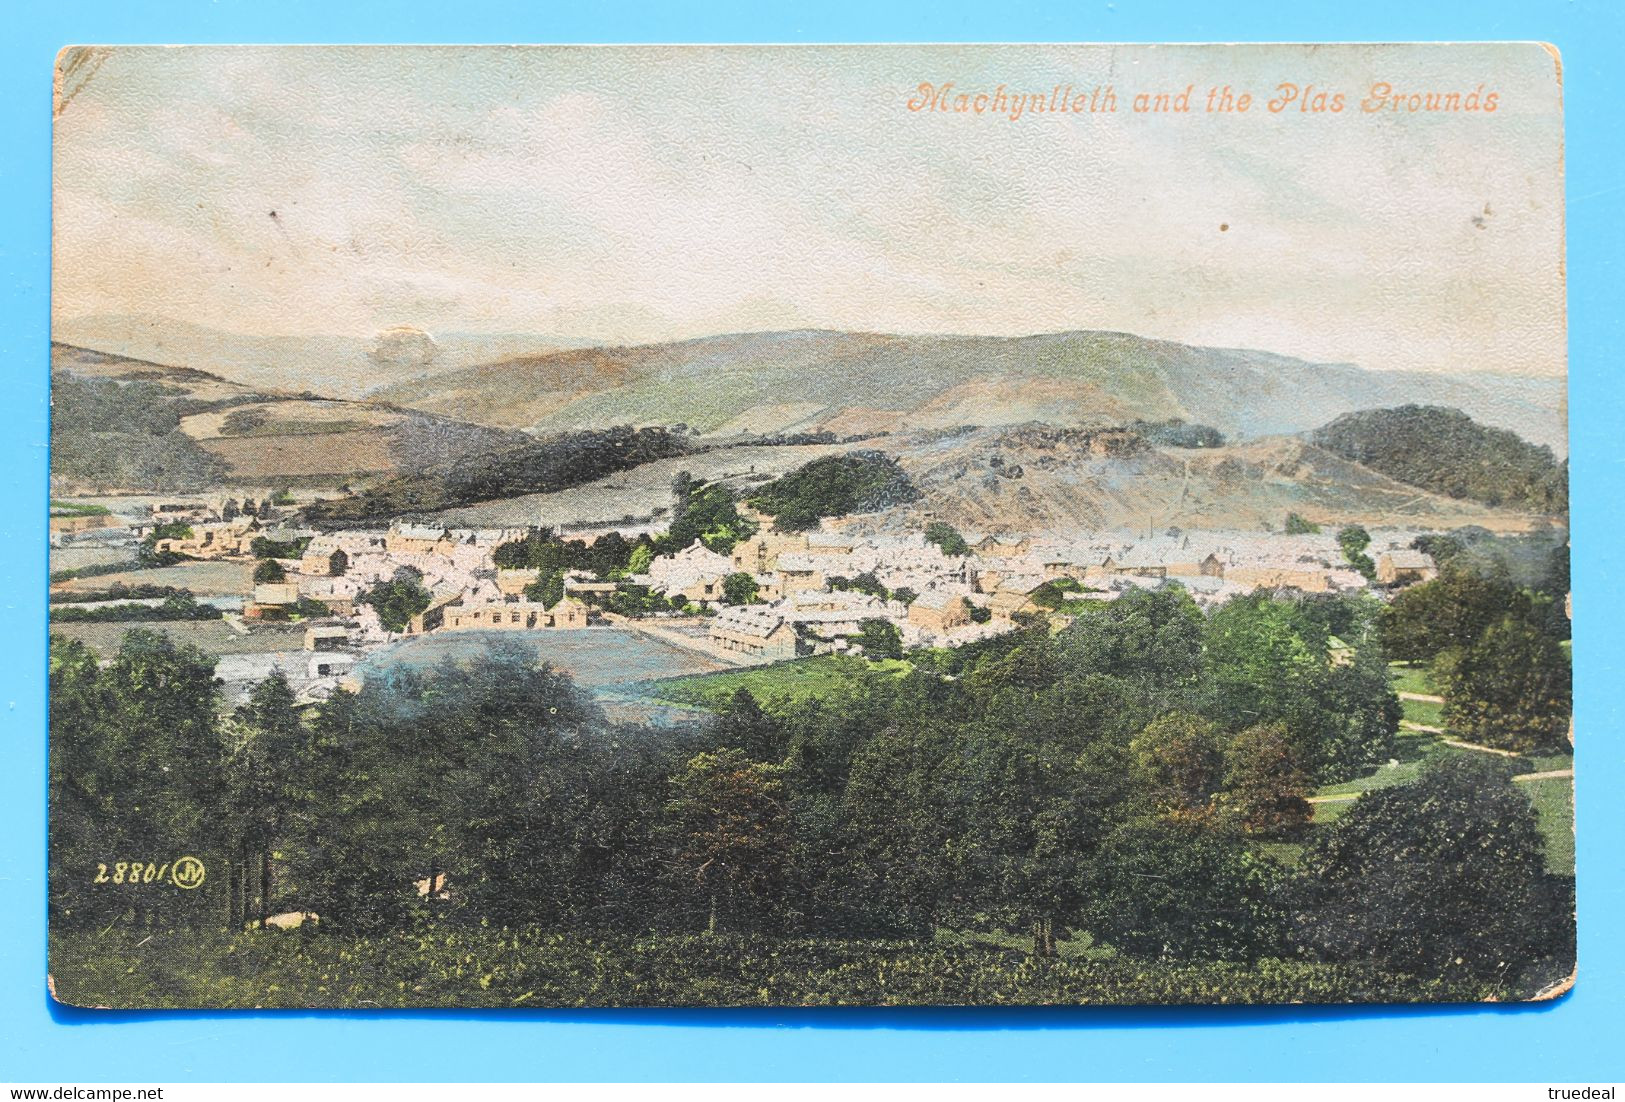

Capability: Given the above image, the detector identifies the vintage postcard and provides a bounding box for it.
[47,43,1571,1008]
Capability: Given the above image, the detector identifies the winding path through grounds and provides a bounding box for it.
[1307,767,1573,805]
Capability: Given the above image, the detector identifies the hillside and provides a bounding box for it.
[1310,405,1567,515]
[54,315,594,400]
[852,424,1548,536]
[374,329,1567,453]
[302,425,694,526]
[50,343,524,491]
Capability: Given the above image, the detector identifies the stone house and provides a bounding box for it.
[907,589,972,633]
[730,531,809,574]
[1375,550,1438,587]
[774,553,827,596]
[709,606,799,661]
[439,596,590,632]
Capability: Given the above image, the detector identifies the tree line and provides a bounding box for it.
[48,571,1573,996]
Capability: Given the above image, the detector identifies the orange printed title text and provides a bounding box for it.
[907,81,1502,120]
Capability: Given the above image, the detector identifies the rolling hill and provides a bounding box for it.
[1311,405,1567,514]
[854,424,1553,537]
[374,329,1568,454]
[53,315,595,401]
[50,343,527,491]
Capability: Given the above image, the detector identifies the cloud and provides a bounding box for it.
[369,326,440,367]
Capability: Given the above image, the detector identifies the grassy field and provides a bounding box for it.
[651,654,912,710]
[1388,661,1439,697]
[49,927,1493,1009]
[1401,697,1445,729]
[1523,776,1577,873]
[1314,731,1457,798]
[51,560,253,599]
[50,499,112,516]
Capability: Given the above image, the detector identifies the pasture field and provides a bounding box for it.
[48,619,307,660]
[652,654,912,710]
[1389,662,1439,697]
[51,560,253,598]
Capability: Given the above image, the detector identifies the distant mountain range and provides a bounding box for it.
[54,321,1567,454]
[49,333,1568,532]
[367,329,1567,454]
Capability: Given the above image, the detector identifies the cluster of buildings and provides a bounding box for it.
[697,527,1440,661]
[53,492,1444,683]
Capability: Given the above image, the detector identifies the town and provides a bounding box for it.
[52,489,1441,707]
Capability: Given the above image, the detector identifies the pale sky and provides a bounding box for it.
[52,43,1565,377]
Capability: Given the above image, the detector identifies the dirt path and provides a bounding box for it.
[1512,767,1574,782]
[1310,766,1573,806]
[1398,690,1445,704]
[1441,738,1520,758]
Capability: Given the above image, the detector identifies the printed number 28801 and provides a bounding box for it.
[94,861,170,885]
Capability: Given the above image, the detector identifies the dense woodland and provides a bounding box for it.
[304,425,694,525]
[49,541,1574,1005]
[1312,405,1568,514]
[746,451,920,531]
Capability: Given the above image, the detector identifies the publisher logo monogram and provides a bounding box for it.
[170,856,206,890]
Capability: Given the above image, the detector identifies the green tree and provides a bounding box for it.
[924,521,969,557]
[50,630,227,928]
[282,687,414,933]
[1129,711,1225,814]
[48,635,118,926]
[1337,524,1376,581]
[428,650,611,926]
[855,618,903,660]
[359,571,433,632]
[1221,721,1313,836]
[1056,586,1205,710]
[1295,756,1563,985]
[1204,593,1397,782]
[663,482,756,555]
[626,543,654,576]
[714,689,782,762]
[524,569,566,610]
[1435,614,1572,753]
[1284,512,1320,534]
[226,674,307,927]
[253,558,286,584]
[661,749,791,933]
[1381,564,1520,662]
[722,572,760,605]
[748,452,919,531]
[1080,817,1286,961]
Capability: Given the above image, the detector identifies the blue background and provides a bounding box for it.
[3,0,1620,1083]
